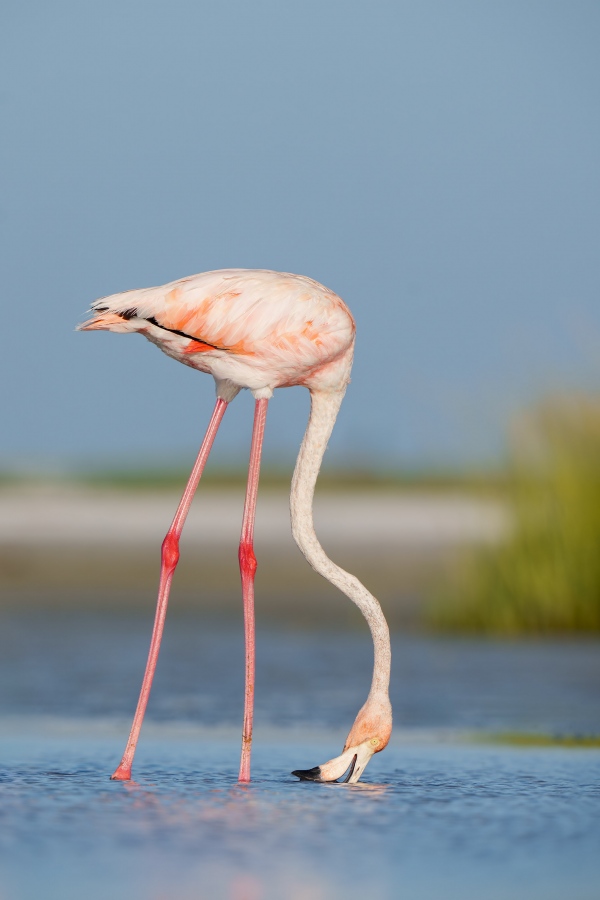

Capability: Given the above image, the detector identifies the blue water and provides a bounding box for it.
[1,612,599,899]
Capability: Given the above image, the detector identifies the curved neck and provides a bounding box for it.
[290,390,391,699]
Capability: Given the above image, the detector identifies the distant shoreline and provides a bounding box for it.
[0,484,506,549]
[0,486,505,626]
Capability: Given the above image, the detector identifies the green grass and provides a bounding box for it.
[477,732,600,748]
[429,394,600,634]
[0,464,508,492]
[74,465,417,491]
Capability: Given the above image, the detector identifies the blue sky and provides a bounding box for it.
[2,0,599,471]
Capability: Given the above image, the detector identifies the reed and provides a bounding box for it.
[430,394,600,634]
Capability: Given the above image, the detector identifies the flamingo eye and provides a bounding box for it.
[370,738,379,746]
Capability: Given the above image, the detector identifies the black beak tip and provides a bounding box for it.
[291,765,322,782]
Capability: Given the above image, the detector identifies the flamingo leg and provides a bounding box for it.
[111,397,228,781]
[238,397,268,783]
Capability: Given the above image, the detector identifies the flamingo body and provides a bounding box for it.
[83,269,355,397]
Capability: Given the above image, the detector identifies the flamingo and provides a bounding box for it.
[78,269,392,784]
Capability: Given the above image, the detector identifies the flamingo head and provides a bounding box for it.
[292,695,392,785]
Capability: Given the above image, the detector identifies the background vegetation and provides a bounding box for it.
[430,394,600,634]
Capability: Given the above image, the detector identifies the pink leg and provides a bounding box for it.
[111,398,228,781]
[238,398,268,783]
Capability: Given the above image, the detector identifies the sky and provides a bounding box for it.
[2,0,599,472]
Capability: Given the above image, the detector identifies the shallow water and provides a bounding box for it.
[1,612,599,899]
[2,611,599,734]
[1,737,599,900]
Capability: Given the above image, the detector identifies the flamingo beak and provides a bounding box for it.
[292,740,376,785]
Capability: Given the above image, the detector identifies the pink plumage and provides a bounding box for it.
[79,269,391,785]
[80,269,355,396]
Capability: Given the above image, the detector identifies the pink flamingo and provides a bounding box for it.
[78,269,392,784]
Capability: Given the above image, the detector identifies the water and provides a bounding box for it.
[1,611,599,899]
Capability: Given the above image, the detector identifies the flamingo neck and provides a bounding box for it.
[290,389,391,700]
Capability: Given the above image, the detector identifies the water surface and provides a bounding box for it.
[1,612,599,899]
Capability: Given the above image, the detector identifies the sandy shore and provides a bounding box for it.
[0,485,506,549]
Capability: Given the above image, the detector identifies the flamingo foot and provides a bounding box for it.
[111,763,132,781]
